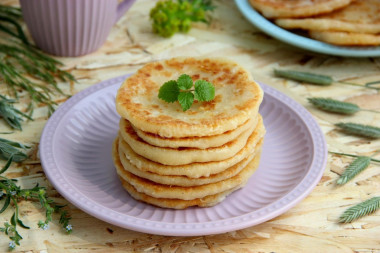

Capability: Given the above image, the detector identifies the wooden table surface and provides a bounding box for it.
[1,0,380,252]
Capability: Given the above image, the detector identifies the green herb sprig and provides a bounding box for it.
[307,97,379,115]
[0,95,32,130]
[150,0,215,37]
[0,5,28,45]
[0,139,72,251]
[335,122,380,139]
[0,43,75,116]
[339,197,380,223]
[274,69,380,91]
[0,5,75,117]
[0,137,29,162]
[158,74,215,111]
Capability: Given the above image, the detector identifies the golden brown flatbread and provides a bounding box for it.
[112,139,262,201]
[117,136,263,187]
[118,176,241,209]
[275,0,380,34]
[118,117,258,166]
[133,116,258,149]
[309,31,380,46]
[249,0,354,18]
[118,118,265,178]
[115,57,263,138]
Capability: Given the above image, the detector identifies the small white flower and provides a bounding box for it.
[10,191,16,196]
[41,223,49,230]
[66,224,72,232]
[9,241,16,249]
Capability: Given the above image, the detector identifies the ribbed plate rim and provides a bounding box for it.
[234,0,380,57]
[40,74,327,236]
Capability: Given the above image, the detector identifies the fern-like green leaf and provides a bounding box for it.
[339,196,380,223]
[307,97,360,114]
[335,122,380,138]
[337,156,371,185]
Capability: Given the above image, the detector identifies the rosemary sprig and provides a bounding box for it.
[0,43,75,116]
[0,5,28,46]
[0,143,72,250]
[0,5,22,19]
[0,137,29,162]
[335,122,380,139]
[307,97,379,115]
[274,69,380,90]
[0,95,32,130]
[0,5,75,117]
[339,197,380,223]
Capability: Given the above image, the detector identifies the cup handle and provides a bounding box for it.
[115,0,136,23]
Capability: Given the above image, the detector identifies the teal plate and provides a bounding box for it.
[235,0,380,57]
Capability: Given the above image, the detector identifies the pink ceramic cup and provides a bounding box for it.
[20,0,136,57]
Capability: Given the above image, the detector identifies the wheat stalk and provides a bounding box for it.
[307,98,360,114]
[336,156,371,185]
[335,123,380,138]
[339,197,380,223]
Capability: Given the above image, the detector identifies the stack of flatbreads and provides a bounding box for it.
[113,57,265,209]
[250,0,380,46]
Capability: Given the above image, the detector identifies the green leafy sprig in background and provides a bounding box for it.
[158,74,215,111]
[150,0,215,37]
[0,95,32,131]
[0,5,74,250]
[0,138,72,251]
[0,4,75,124]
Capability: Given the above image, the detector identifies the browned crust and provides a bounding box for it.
[118,117,259,165]
[274,0,380,34]
[132,116,258,149]
[249,0,353,18]
[309,31,380,46]
[113,139,262,209]
[117,135,263,186]
[112,139,262,200]
[118,117,266,178]
[115,57,263,138]
[118,176,240,209]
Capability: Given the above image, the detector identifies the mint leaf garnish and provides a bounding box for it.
[194,80,215,102]
[177,74,193,90]
[158,74,215,111]
[178,92,194,111]
[158,80,179,103]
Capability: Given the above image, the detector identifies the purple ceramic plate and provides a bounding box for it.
[40,75,327,236]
